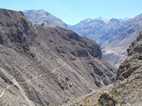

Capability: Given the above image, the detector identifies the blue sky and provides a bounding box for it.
[0,0,142,24]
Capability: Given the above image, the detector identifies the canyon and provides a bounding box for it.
[0,9,141,106]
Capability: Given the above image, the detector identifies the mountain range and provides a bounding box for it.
[70,15,142,67]
[24,10,142,68]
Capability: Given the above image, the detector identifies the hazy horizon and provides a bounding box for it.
[1,0,142,24]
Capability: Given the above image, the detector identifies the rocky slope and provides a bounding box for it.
[70,16,142,67]
[117,32,142,80]
[67,31,142,106]
[24,10,142,68]
[24,10,67,28]
[0,9,116,106]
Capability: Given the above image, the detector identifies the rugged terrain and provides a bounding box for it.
[66,31,142,106]
[70,16,142,67]
[0,9,116,106]
[24,10,142,68]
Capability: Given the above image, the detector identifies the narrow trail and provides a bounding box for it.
[0,85,10,98]
[45,46,95,89]
[62,78,131,106]
[62,84,114,106]
[0,67,35,106]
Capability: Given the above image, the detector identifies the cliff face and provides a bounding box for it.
[0,9,116,106]
[117,32,142,80]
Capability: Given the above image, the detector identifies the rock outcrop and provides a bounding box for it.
[117,32,142,80]
[0,9,116,106]
[108,34,142,105]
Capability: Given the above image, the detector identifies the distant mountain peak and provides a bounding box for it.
[79,18,105,24]
[109,18,121,23]
[24,10,67,28]
[81,18,94,23]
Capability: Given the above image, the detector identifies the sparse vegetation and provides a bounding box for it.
[98,93,116,106]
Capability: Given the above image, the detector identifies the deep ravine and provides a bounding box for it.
[0,9,116,106]
[66,32,142,106]
[0,8,142,106]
